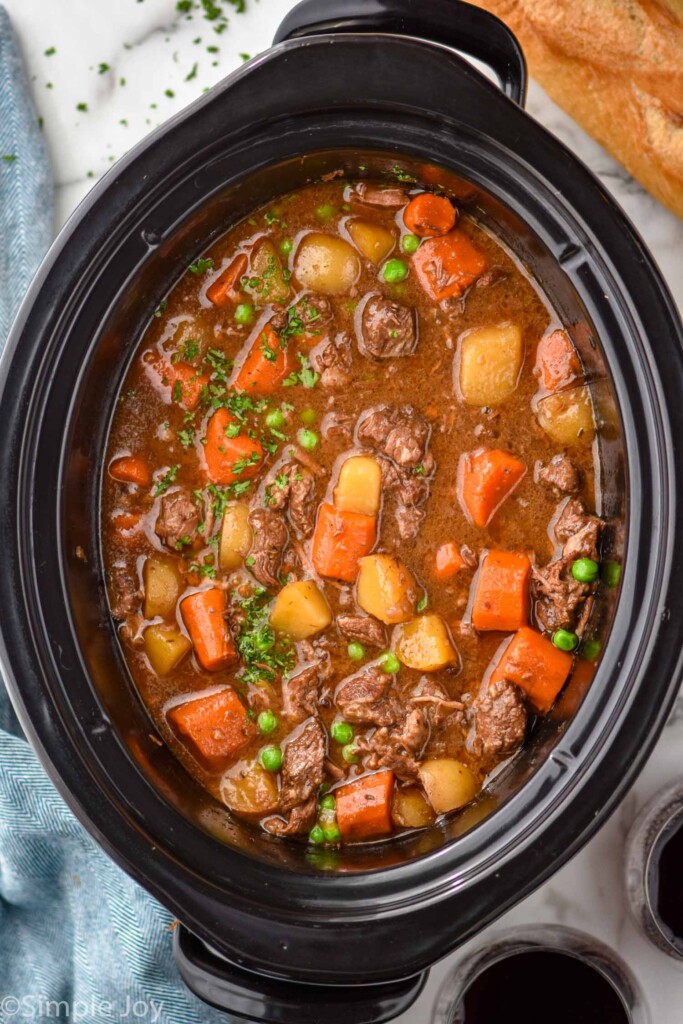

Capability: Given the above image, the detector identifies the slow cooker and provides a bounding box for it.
[1,1,683,1020]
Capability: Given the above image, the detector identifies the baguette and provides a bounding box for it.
[467,0,683,219]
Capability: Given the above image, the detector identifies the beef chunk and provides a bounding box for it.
[335,667,400,727]
[266,462,317,536]
[468,678,527,764]
[474,266,508,289]
[395,505,426,540]
[358,707,429,781]
[531,558,590,632]
[272,294,333,335]
[381,458,433,506]
[537,455,580,496]
[247,508,288,587]
[357,404,431,469]
[336,614,386,649]
[109,566,139,620]
[283,663,323,721]
[555,499,603,561]
[354,183,409,207]
[314,333,352,388]
[359,296,417,359]
[266,794,318,837]
[279,719,326,811]
[155,490,199,550]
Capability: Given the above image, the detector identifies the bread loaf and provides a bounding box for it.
[467,0,683,219]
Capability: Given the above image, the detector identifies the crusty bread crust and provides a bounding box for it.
[467,0,683,218]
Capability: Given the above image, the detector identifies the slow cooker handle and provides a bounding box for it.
[273,0,527,107]
[174,924,428,1023]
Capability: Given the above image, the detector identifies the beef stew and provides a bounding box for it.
[103,174,618,847]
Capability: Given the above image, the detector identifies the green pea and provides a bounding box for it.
[331,721,354,745]
[322,822,342,843]
[279,238,293,255]
[401,234,420,254]
[234,303,254,325]
[257,709,278,735]
[320,794,336,811]
[581,638,602,661]
[316,203,336,222]
[571,557,599,584]
[297,427,319,451]
[552,629,579,652]
[382,258,409,283]
[300,408,317,426]
[259,746,283,772]
[309,824,325,845]
[265,407,286,430]
[342,743,360,764]
[604,561,622,588]
[379,651,400,674]
[347,641,365,662]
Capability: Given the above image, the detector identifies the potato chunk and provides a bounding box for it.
[459,323,523,406]
[334,455,382,516]
[347,219,395,265]
[144,625,192,676]
[394,614,458,671]
[219,502,253,571]
[418,758,479,814]
[356,554,417,624]
[269,579,332,640]
[294,233,360,295]
[391,787,436,829]
[220,758,280,817]
[246,239,289,303]
[143,556,183,619]
[536,384,595,445]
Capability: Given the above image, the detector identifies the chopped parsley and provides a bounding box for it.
[173,337,200,364]
[416,594,428,613]
[188,256,214,274]
[391,163,416,182]
[234,587,295,685]
[1,155,17,163]
[153,299,168,318]
[413,464,425,476]
[76,103,88,112]
[172,380,184,404]
[44,47,56,56]
[185,62,199,81]
[154,464,179,496]
[282,353,320,389]
[174,535,192,550]
[178,426,195,448]
[98,63,110,74]
[189,559,217,579]
[240,52,251,62]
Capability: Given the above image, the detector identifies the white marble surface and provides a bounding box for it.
[4,0,683,1020]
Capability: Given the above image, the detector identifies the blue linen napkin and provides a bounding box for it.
[0,8,228,1020]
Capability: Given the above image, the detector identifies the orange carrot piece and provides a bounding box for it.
[413,229,487,301]
[180,588,238,672]
[459,448,526,528]
[471,550,530,632]
[206,253,248,307]
[311,503,377,583]
[204,408,264,486]
[112,512,142,534]
[404,193,457,237]
[535,329,582,392]
[490,626,573,713]
[109,455,151,487]
[336,770,394,840]
[168,687,255,771]
[233,323,295,395]
[148,355,209,411]
[434,542,466,581]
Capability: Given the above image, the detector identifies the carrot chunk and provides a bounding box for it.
[490,626,573,713]
[147,355,209,411]
[204,407,264,486]
[180,588,238,672]
[336,770,394,840]
[233,322,295,395]
[434,542,466,581]
[471,550,530,631]
[311,503,377,583]
[109,455,151,487]
[413,229,487,301]
[403,193,457,237]
[459,448,526,528]
[535,329,582,393]
[168,687,255,771]
[206,253,248,307]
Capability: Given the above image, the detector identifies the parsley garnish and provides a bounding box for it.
[392,164,416,182]
[235,588,295,685]
[188,256,214,274]
[173,337,200,364]
[282,353,319,390]
[98,63,110,74]
[185,62,198,81]
[189,559,217,579]
[1,155,17,163]
[154,465,179,496]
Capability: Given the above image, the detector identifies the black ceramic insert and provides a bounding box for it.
[0,1,682,1020]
